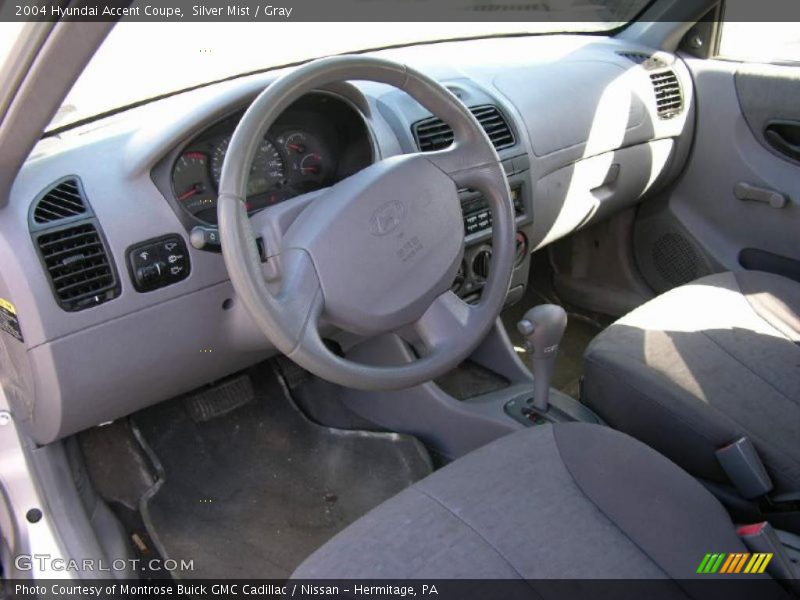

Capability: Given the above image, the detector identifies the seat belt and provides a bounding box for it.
[716,437,773,499]
[737,522,800,593]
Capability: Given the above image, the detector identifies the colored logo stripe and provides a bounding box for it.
[728,553,748,573]
[744,553,773,574]
[697,553,725,573]
[697,553,773,574]
[719,553,737,573]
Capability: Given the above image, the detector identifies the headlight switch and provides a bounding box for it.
[127,234,190,292]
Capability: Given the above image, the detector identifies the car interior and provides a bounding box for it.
[1,0,800,590]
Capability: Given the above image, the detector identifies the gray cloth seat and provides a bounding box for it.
[293,423,768,587]
[583,270,800,495]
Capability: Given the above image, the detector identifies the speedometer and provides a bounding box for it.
[210,136,286,196]
[172,151,216,221]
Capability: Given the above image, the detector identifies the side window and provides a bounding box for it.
[719,3,800,63]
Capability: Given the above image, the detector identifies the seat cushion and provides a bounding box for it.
[293,423,760,588]
[583,271,800,494]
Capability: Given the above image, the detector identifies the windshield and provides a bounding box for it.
[45,2,649,132]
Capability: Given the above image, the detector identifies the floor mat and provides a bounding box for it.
[133,365,433,579]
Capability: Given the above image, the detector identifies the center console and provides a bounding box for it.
[452,154,533,305]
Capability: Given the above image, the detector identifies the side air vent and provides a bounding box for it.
[617,51,667,69]
[412,105,515,152]
[650,70,683,119]
[32,178,87,224]
[34,222,119,311]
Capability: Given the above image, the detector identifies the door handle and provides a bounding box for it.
[764,120,800,162]
[734,182,788,209]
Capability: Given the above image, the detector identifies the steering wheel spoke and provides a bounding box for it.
[247,187,329,278]
[274,248,324,333]
[406,290,478,355]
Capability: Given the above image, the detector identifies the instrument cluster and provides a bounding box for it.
[170,94,372,225]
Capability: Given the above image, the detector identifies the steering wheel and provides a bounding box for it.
[217,55,515,391]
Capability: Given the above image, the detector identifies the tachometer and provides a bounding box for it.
[210,135,286,196]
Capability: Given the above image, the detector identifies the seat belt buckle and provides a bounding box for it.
[716,437,773,499]
[737,522,800,591]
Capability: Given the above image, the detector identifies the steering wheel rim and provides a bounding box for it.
[218,55,515,391]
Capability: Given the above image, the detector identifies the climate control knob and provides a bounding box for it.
[472,247,492,280]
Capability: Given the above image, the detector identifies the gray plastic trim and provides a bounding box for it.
[617,0,717,51]
[339,330,525,460]
[660,57,800,272]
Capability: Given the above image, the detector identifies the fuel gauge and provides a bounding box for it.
[276,130,331,191]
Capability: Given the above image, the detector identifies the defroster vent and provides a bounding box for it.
[617,51,667,69]
[32,178,87,224]
[412,105,515,152]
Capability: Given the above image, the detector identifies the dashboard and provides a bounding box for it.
[0,35,695,444]
[166,93,373,225]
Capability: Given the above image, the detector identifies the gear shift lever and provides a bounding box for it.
[517,304,568,413]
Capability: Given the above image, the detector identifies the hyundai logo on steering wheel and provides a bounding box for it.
[369,200,405,236]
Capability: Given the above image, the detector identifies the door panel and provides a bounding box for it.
[634,57,800,290]
[736,63,800,166]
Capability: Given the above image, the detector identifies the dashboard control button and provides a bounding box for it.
[167,263,186,280]
[127,235,190,292]
[190,226,221,252]
[136,262,164,287]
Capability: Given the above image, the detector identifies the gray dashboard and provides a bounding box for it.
[0,34,694,444]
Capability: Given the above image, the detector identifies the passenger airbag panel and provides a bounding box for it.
[495,61,646,157]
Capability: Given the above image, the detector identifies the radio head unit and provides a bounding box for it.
[461,186,524,236]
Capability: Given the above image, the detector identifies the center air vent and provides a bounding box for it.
[650,70,683,119]
[34,222,119,311]
[412,105,515,152]
[32,177,87,224]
